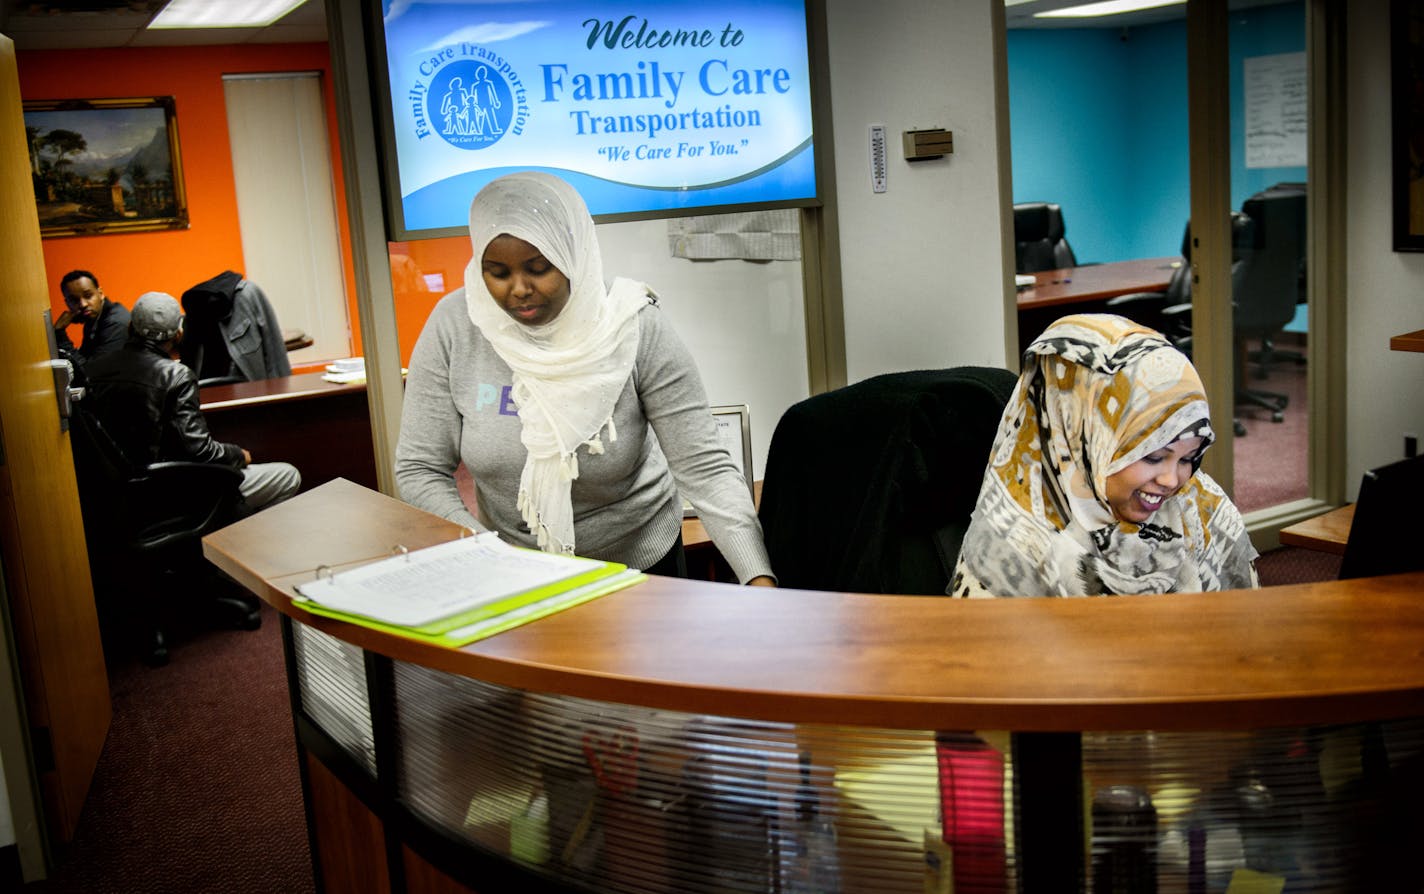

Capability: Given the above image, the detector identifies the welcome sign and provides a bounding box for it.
[380,0,817,235]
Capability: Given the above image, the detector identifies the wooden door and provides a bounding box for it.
[0,34,111,845]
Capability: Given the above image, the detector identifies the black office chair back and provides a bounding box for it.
[758,367,1018,595]
[1013,202,1078,273]
[70,401,244,553]
[1106,213,1255,349]
[1234,189,1305,338]
[70,400,248,663]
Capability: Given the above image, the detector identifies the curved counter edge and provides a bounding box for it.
[203,478,1424,733]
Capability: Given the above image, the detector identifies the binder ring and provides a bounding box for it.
[391,544,410,562]
[315,565,333,582]
[460,526,478,539]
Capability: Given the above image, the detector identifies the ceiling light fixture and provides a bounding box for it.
[148,0,309,29]
[1034,0,1185,18]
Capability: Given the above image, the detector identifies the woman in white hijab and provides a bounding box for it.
[396,172,775,585]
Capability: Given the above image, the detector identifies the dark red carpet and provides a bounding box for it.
[1232,340,1310,513]
[28,602,314,894]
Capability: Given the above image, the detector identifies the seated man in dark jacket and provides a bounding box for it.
[84,291,300,512]
[54,269,130,380]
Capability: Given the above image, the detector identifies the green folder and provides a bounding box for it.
[290,568,646,648]
[290,534,646,646]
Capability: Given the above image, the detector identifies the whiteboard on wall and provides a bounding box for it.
[1244,51,1306,169]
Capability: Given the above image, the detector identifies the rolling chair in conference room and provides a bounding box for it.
[757,366,1018,595]
[1232,189,1305,425]
[69,401,259,666]
[1107,211,1289,436]
[1236,183,1307,376]
[1104,213,1254,351]
[1013,202,1079,274]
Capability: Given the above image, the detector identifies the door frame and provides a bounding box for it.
[1186,0,1346,552]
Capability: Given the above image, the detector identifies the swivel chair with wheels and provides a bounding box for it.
[757,366,1018,595]
[1106,209,1292,436]
[69,402,257,665]
[1233,187,1307,422]
[1013,203,1078,274]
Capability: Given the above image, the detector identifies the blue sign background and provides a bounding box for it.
[380,0,817,233]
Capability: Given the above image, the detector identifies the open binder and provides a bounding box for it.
[293,532,645,647]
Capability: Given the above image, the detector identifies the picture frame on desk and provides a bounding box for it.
[23,96,189,239]
[683,405,755,518]
[1393,0,1424,251]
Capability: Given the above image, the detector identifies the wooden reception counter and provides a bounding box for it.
[204,479,1424,893]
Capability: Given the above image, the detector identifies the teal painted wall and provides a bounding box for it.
[1007,2,1306,264]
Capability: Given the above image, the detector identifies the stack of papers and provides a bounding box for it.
[1015,273,1036,288]
[323,357,365,384]
[293,532,644,646]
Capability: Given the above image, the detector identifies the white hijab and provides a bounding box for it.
[463,172,649,555]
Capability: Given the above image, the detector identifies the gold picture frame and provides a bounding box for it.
[23,96,189,238]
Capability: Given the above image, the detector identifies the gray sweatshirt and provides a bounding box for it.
[395,292,773,583]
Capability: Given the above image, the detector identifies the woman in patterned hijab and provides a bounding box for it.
[952,314,1258,597]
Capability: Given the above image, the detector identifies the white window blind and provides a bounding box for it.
[223,72,350,364]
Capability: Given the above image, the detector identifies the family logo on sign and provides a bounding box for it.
[414,46,530,150]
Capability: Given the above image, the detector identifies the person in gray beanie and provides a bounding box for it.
[83,291,300,512]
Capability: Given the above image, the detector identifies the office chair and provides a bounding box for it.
[70,401,258,666]
[1106,213,1254,342]
[1241,184,1308,378]
[1013,202,1078,274]
[757,366,1018,595]
[1233,190,1306,425]
[1107,212,1286,435]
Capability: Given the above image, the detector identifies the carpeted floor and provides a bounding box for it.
[1233,340,1310,513]
[28,601,314,894]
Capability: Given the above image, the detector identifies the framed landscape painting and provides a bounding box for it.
[23,96,189,238]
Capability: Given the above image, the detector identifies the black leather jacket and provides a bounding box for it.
[82,337,246,470]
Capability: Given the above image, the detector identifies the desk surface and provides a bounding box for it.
[1390,329,1424,352]
[198,373,378,492]
[1279,503,1355,555]
[204,478,1424,733]
[1016,256,1180,311]
[199,370,364,411]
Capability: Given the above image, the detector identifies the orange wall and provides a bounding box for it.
[17,43,361,368]
[389,236,471,363]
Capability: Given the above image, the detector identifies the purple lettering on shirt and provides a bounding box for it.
[499,385,519,416]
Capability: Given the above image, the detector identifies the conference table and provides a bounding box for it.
[1016,256,1180,352]
[1015,256,1182,312]
[203,478,1424,894]
[200,371,378,492]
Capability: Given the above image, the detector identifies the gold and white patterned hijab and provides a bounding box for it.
[953,314,1258,597]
